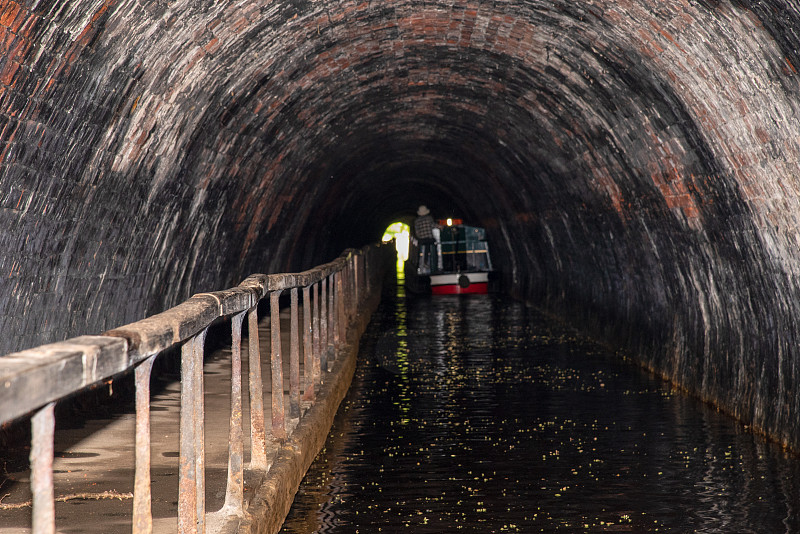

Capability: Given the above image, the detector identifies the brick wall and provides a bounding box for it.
[1,0,800,446]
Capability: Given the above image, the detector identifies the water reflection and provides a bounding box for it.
[280,289,800,533]
[393,272,411,426]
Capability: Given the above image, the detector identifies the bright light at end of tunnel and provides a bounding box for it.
[382,222,410,265]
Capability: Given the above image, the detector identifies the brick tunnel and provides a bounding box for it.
[2,0,800,451]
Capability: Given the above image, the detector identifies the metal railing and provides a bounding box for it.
[0,243,392,533]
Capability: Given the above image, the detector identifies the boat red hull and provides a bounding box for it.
[429,272,489,295]
[431,282,489,295]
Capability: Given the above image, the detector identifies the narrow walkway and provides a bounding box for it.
[1,307,308,533]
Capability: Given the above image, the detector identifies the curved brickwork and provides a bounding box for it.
[2,0,800,446]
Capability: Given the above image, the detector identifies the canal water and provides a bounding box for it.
[279,280,800,533]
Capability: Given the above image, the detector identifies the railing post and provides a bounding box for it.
[354,255,360,308]
[363,252,368,301]
[302,285,315,402]
[134,356,156,534]
[363,251,369,300]
[289,288,301,419]
[248,306,268,470]
[320,276,328,374]
[364,250,370,295]
[194,331,206,533]
[337,270,346,344]
[332,273,340,351]
[327,274,335,369]
[312,282,321,387]
[347,259,353,322]
[31,402,56,534]
[179,329,207,534]
[350,256,357,319]
[269,291,286,441]
[344,258,352,323]
[223,311,246,516]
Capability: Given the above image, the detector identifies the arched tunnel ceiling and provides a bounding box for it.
[4,0,800,445]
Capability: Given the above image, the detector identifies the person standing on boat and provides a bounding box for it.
[414,205,438,273]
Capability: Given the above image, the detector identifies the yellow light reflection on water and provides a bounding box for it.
[393,258,411,425]
[381,222,410,423]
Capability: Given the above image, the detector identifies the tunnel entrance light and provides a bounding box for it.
[382,222,410,273]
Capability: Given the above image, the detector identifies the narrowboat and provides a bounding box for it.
[406,218,494,295]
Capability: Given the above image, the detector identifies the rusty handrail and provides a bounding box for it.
[0,243,393,533]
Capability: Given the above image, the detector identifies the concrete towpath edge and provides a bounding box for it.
[236,294,379,534]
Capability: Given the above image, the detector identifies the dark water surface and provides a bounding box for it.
[280,283,800,533]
